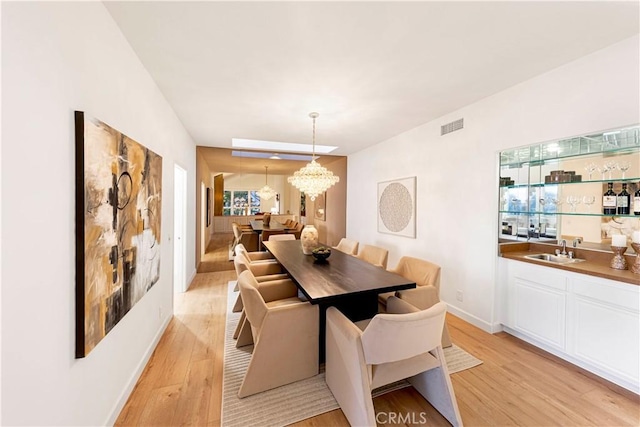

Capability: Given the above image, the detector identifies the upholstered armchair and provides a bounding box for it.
[267,233,296,242]
[232,247,288,313]
[356,244,389,269]
[231,225,259,253]
[379,257,452,347]
[333,238,359,256]
[325,300,463,427]
[232,266,298,346]
[236,270,319,398]
[235,243,274,262]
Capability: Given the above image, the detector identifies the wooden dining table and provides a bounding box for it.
[248,219,288,234]
[263,239,416,359]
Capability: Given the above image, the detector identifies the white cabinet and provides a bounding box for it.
[511,264,567,350]
[502,260,639,393]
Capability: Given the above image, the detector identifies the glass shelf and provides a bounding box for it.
[500,177,640,189]
[500,126,639,168]
[499,210,640,218]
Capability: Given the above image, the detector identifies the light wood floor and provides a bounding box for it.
[116,245,639,426]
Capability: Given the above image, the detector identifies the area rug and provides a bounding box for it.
[221,281,482,427]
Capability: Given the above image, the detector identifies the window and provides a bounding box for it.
[223,190,262,216]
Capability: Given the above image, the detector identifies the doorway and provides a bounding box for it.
[173,164,187,293]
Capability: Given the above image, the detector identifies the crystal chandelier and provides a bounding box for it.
[287,112,339,201]
[257,166,276,200]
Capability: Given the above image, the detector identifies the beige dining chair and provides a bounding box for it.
[236,270,319,398]
[231,225,259,253]
[235,243,274,262]
[267,233,296,242]
[261,229,286,249]
[232,245,286,313]
[333,238,359,256]
[231,265,297,346]
[379,256,451,347]
[325,300,462,427]
[356,244,389,269]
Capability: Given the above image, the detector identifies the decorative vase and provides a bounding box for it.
[263,213,271,226]
[301,225,318,255]
[631,243,640,274]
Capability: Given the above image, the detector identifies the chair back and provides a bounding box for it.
[237,270,269,332]
[334,238,359,255]
[232,222,242,240]
[361,302,446,365]
[268,233,295,242]
[262,229,285,242]
[393,256,441,292]
[356,245,389,269]
[233,254,251,276]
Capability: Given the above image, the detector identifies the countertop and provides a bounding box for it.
[499,242,640,286]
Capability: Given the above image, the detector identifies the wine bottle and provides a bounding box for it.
[617,183,630,215]
[634,183,640,215]
[603,182,617,215]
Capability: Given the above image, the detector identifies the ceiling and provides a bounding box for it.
[104,1,639,173]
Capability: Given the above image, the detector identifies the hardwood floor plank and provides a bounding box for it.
[170,358,214,426]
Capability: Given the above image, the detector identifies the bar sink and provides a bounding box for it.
[523,253,585,264]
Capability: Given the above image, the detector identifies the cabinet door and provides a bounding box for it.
[568,276,639,384]
[511,264,567,350]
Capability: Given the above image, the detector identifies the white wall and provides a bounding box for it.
[1,2,197,425]
[347,35,640,331]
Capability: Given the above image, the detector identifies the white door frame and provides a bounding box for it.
[173,164,187,293]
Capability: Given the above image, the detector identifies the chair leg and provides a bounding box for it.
[232,293,243,312]
[408,346,463,427]
[233,311,246,339]
[235,317,253,348]
[442,324,453,348]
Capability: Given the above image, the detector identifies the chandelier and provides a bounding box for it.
[287,112,339,201]
[257,166,276,200]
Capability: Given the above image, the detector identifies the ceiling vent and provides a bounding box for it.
[441,118,464,136]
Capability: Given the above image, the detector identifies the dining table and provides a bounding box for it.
[249,219,288,234]
[263,239,416,360]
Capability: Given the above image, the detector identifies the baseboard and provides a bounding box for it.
[446,304,494,333]
[104,315,172,426]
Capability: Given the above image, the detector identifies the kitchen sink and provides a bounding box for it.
[523,253,586,264]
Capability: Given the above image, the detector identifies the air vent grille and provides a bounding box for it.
[441,118,464,136]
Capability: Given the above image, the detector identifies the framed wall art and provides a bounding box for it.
[377,176,416,238]
[75,111,163,358]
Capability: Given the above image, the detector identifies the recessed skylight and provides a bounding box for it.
[231,150,316,162]
[232,138,338,154]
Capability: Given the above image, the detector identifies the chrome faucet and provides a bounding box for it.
[558,239,568,256]
[572,237,583,248]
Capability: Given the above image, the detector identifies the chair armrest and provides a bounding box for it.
[395,286,439,310]
[386,296,420,314]
[258,279,298,302]
[247,251,275,261]
[255,273,290,283]
[249,262,283,277]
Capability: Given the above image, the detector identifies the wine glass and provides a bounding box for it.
[582,195,595,213]
[539,198,546,213]
[584,162,597,180]
[605,160,617,179]
[617,161,630,179]
[598,164,609,180]
[550,198,562,213]
[566,195,581,213]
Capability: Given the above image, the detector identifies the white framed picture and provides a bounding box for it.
[377,176,416,238]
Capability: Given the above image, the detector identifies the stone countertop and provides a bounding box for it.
[499,242,640,286]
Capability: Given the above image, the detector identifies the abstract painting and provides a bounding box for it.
[378,176,416,238]
[75,111,163,358]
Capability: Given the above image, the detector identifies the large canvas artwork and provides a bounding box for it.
[378,176,416,238]
[75,111,162,358]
